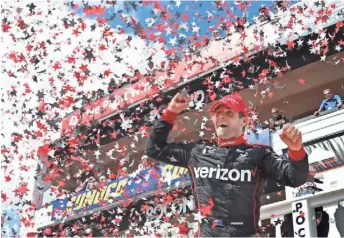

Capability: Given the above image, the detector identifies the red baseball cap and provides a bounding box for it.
[209,94,248,117]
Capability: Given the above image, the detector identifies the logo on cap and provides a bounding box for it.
[225,97,239,104]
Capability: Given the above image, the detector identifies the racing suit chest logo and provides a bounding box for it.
[194,165,253,182]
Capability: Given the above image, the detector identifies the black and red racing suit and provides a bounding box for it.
[145,110,309,237]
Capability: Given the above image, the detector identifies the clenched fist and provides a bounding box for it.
[167,92,191,114]
[279,124,303,151]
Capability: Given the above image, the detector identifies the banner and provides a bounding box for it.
[51,164,189,220]
[292,200,315,237]
[52,129,273,220]
[61,80,158,135]
[144,194,194,222]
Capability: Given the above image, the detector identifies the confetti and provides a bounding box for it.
[298,78,306,85]
[1,0,343,237]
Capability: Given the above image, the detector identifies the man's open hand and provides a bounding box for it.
[167,92,191,114]
[279,124,303,151]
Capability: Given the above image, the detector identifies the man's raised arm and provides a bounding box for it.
[261,124,309,187]
[145,92,196,168]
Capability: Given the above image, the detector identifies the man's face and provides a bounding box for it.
[211,105,246,139]
[271,108,279,119]
[323,89,332,99]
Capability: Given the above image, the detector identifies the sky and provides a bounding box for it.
[1,208,21,236]
[76,1,279,48]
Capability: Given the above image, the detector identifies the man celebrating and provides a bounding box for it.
[146,92,309,237]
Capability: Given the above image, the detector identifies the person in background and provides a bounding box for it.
[315,207,330,237]
[247,117,263,134]
[335,202,344,237]
[257,6,271,22]
[275,1,288,12]
[281,214,294,237]
[269,108,290,130]
[235,17,247,32]
[108,78,116,94]
[245,105,263,134]
[314,88,343,116]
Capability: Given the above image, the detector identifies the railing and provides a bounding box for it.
[271,109,344,155]
[35,189,344,237]
[260,188,344,237]
[138,187,344,237]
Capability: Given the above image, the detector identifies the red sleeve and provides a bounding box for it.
[289,147,307,161]
[160,109,178,124]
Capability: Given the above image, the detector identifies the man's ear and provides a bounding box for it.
[241,117,247,128]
